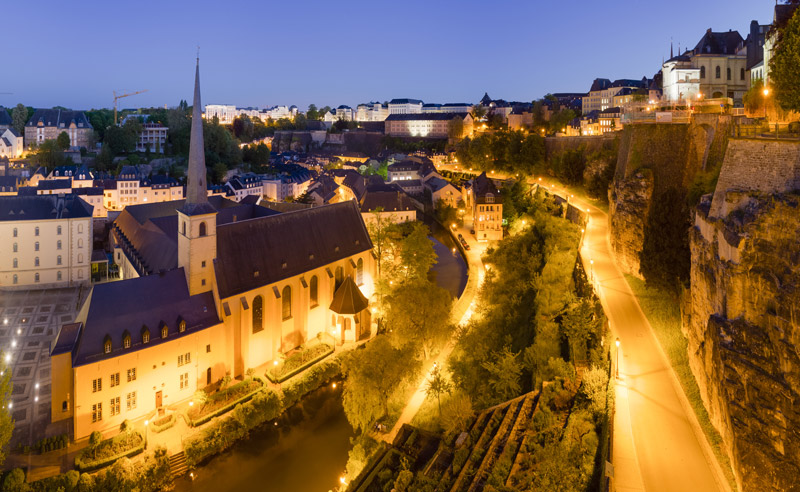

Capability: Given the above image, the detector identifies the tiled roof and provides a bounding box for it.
[25,109,92,129]
[693,29,744,55]
[0,195,92,221]
[0,109,12,127]
[389,98,423,105]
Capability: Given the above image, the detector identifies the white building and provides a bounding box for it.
[356,103,389,122]
[0,128,23,158]
[204,105,237,124]
[335,106,354,121]
[262,173,313,202]
[0,195,93,289]
[388,98,424,115]
[137,123,168,153]
[422,103,472,114]
[262,105,298,120]
[225,174,263,202]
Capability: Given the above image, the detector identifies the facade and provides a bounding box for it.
[582,79,648,113]
[137,123,168,153]
[388,99,424,115]
[0,128,23,158]
[388,160,422,182]
[598,107,622,133]
[425,175,461,209]
[262,172,313,202]
[507,112,533,131]
[204,105,237,124]
[24,109,93,149]
[355,103,388,122]
[463,172,503,242]
[360,185,417,227]
[54,60,376,439]
[225,174,263,202]
[0,195,93,289]
[384,113,473,138]
[103,167,183,211]
[762,4,799,87]
[335,106,354,121]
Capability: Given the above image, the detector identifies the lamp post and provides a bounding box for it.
[615,338,620,379]
[763,88,769,121]
[144,420,149,450]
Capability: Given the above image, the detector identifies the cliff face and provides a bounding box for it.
[687,139,800,491]
[608,115,731,276]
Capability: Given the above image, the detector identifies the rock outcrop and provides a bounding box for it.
[687,139,800,491]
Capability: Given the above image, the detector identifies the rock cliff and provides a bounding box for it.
[687,139,800,491]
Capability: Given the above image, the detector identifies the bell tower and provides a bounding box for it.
[177,56,216,295]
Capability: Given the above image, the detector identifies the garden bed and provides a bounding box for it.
[74,431,144,472]
[151,413,176,433]
[266,342,334,383]
[186,378,263,426]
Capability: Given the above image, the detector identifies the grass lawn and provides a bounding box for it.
[410,392,443,433]
[623,274,736,490]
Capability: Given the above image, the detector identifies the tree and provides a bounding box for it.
[56,131,71,150]
[425,365,452,417]
[88,431,103,459]
[441,390,474,434]
[306,104,320,121]
[220,374,232,400]
[2,468,27,492]
[33,140,64,170]
[744,78,768,114]
[481,347,522,401]
[560,299,597,361]
[399,222,437,281]
[471,105,487,121]
[386,279,452,360]
[448,116,465,140]
[580,366,609,417]
[0,358,10,468]
[11,104,27,135]
[770,6,800,111]
[341,336,419,432]
[213,162,228,184]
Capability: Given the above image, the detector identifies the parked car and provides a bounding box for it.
[457,233,463,240]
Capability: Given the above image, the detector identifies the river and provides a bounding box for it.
[172,218,468,492]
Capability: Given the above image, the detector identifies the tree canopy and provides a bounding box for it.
[770,7,800,111]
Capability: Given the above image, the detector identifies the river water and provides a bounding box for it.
[173,219,467,492]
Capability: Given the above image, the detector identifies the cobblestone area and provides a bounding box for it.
[0,287,82,448]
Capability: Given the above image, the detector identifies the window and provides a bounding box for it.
[91,403,102,422]
[12,228,16,237]
[727,67,731,80]
[12,243,17,253]
[127,368,137,382]
[716,66,721,79]
[335,266,344,290]
[35,227,39,236]
[357,258,364,285]
[92,378,102,393]
[199,222,207,237]
[34,257,39,267]
[12,274,17,285]
[35,273,39,283]
[178,352,191,366]
[78,238,83,249]
[282,286,292,320]
[110,397,120,416]
[57,271,62,281]
[103,335,111,354]
[179,320,186,333]
[123,333,131,349]
[142,327,150,344]
[12,259,17,268]
[161,325,168,339]
[182,222,186,236]
[206,344,211,353]
[179,372,189,390]
[126,391,137,411]
[201,260,206,268]
[35,242,39,251]
[57,225,62,235]
[740,68,745,81]
[78,254,83,263]
[252,295,263,333]
[57,240,62,250]
[62,401,67,413]
[57,255,62,266]
[110,373,120,387]
[78,224,83,233]
[310,276,319,307]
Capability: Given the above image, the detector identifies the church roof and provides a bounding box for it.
[214,200,373,299]
[56,268,220,367]
[360,188,416,213]
[183,58,212,215]
[329,276,369,315]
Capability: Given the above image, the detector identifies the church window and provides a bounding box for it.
[57,240,62,250]
[357,258,364,285]
[182,222,186,236]
[12,274,17,285]
[35,227,39,236]
[282,286,292,320]
[78,238,83,248]
[727,67,731,80]
[12,228,16,237]
[199,222,207,237]
[715,66,721,79]
[253,295,264,332]
[57,225,62,235]
[335,266,344,290]
[57,271,62,281]
[12,258,17,268]
[35,257,39,267]
[310,276,319,307]
[34,273,40,283]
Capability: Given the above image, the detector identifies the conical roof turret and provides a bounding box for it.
[182,57,215,215]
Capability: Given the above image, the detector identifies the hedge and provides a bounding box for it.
[266,343,334,383]
[281,357,342,409]
[74,431,144,473]
[186,378,264,427]
[151,414,176,434]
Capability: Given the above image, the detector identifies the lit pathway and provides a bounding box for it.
[533,177,729,492]
[384,223,486,443]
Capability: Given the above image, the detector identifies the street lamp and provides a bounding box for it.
[763,88,770,120]
[144,420,149,450]
[615,338,620,379]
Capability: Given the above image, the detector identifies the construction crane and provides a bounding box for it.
[113,90,148,124]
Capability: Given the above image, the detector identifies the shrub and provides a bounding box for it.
[266,343,334,383]
[452,447,469,475]
[580,366,609,417]
[74,431,144,472]
[3,468,27,492]
[151,414,176,433]
[394,470,413,492]
[186,378,263,425]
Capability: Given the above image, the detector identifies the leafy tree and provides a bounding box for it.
[425,365,452,417]
[580,366,609,417]
[104,126,136,156]
[11,104,27,135]
[399,222,437,281]
[770,5,800,111]
[386,279,452,360]
[221,374,232,400]
[88,431,103,459]
[341,336,419,432]
[560,299,598,361]
[2,468,27,492]
[471,105,487,120]
[56,131,71,150]
[294,113,308,130]
[441,390,474,434]
[448,116,465,140]
[213,162,228,184]
[33,140,65,170]
[306,104,320,121]
[481,347,522,401]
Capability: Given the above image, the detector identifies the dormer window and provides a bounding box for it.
[179,320,186,333]
[142,326,150,344]
[161,325,168,339]
[103,335,112,354]
[123,331,131,349]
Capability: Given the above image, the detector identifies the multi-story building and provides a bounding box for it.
[598,107,622,133]
[204,105,237,124]
[0,109,12,132]
[463,172,503,242]
[103,167,183,212]
[335,105,354,121]
[384,113,474,138]
[262,105,298,121]
[582,79,649,113]
[52,60,376,439]
[421,103,472,114]
[0,195,93,288]
[387,160,423,182]
[0,128,23,158]
[262,171,313,202]
[360,183,417,226]
[24,109,93,149]
[388,98,424,115]
[760,4,799,87]
[225,174,263,202]
[137,123,168,153]
[355,103,389,122]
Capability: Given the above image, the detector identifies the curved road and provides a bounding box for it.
[539,179,729,492]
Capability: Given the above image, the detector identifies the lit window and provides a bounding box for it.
[92,403,102,422]
[110,373,120,387]
[127,368,137,382]
[92,378,102,393]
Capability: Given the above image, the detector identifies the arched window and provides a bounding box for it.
[123,331,131,349]
[253,295,264,333]
[35,257,39,267]
[35,273,39,282]
[103,335,112,354]
[727,67,731,80]
[740,68,745,80]
[35,242,39,251]
[78,224,83,233]
[78,254,83,263]
[57,240,62,250]
[57,271,62,281]
[57,225,62,235]
[12,243,16,253]
[715,66,721,79]
[57,255,62,265]
[199,222,207,237]
[12,258,17,268]
[700,66,705,79]
[310,276,319,307]
[35,226,39,236]
[142,325,150,344]
[335,266,344,290]
[356,258,364,285]
[12,274,17,285]
[12,228,17,238]
[282,286,292,320]
[78,238,83,249]
[182,222,186,236]
[161,325,168,339]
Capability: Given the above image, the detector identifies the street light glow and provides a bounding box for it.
[616,338,620,348]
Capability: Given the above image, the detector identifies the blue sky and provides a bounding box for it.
[2,0,775,110]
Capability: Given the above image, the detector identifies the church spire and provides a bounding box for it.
[183,55,212,213]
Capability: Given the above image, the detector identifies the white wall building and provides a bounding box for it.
[0,128,23,158]
[204,105,237,124]
[388,98,424,115]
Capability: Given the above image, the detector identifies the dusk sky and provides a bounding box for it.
[3,0,774,111]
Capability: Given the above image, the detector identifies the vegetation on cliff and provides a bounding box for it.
[770,4,800,112]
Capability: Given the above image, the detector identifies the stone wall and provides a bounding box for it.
[688,187,800,491]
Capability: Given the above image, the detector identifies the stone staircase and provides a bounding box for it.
[169,451,188,478]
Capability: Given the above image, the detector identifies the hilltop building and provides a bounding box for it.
[24,109,93,149]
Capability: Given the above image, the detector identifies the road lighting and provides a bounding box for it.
[144,420,149,450]
[763,88,770,120]
[615,338,621,379]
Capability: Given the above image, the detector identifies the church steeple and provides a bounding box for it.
[183,56,213,214]
[178,55,216,296]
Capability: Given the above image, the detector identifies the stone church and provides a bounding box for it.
[50,59,376,439]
